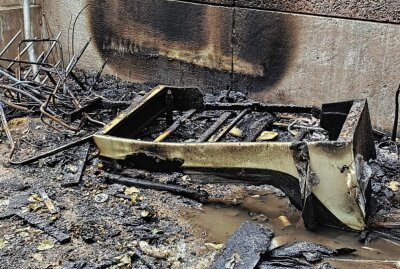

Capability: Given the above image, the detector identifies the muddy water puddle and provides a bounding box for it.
[181,191,400,268]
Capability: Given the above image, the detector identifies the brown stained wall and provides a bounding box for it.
[35,0,400,134]
[88,0,300,91]
[0,0,37,7]
[89,1,234,88]
[0,5,41,62]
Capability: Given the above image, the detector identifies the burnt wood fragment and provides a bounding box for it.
[105,173,208,202]
[208,222,274,269]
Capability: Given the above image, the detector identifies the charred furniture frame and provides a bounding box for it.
[94,86,376,231]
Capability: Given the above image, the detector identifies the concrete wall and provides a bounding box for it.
[11,1,400,133]
[0,0,37,7]
[188,0,400,23]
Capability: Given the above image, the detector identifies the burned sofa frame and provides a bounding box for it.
[93,86,376,231]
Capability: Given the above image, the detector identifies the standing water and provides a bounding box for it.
[181,190,400,269]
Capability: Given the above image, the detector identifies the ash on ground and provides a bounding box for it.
[0,73,400,269]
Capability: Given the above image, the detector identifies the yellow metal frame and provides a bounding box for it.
[94,86,375,231]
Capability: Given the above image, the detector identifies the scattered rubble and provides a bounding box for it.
[0,30,400,269]
[209,222,355,269]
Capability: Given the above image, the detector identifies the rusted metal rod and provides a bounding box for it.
[69,71,87,91]
[0,69,19,83]
[31,32,62,81]
[7,39,36,70]
[209,109,250,142]
[65,38,91,76]
[42,60,61,84]
[372,221,400,229]
[0,30,22,58]
[154,109,196,142]
[9,135,92,165]
[88,59,108,92]
[197,112,232,143]
[0,98,29,111]
[0,102,14,146]
[0,84,43,105]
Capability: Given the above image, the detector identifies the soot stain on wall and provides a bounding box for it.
[233,9,298,93]
[88,0,298,93]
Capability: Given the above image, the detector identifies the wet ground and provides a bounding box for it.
[184,188,400,268]
[1,73,400,268]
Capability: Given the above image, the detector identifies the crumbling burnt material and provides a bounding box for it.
[93,86,376,231]
[209,222,274,269]
[1,194,70,243]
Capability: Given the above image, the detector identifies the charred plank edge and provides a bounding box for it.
[9,135,92,165]
[16,211,71,243]
[165,89,174,125]
[244,113,276,142]
[209,222,274,269]
[205,102,321,117]
[209,108,250,142]
[196,111,232,142]
[67,97,102,122]
[154,109,196,142]
[105,173,209,202]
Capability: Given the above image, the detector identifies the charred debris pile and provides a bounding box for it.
[0,32,400,268]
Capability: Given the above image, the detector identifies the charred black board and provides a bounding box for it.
[16,211,71,243]
[105,173,209,202]
[208,222,274,269]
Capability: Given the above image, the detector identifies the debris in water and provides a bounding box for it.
[257,259,312,269]
[266,241,356,263]
[275,216,292,230]
[208,220,358,269]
